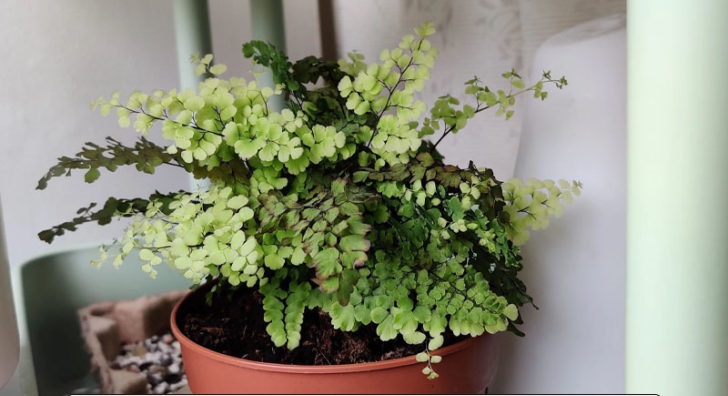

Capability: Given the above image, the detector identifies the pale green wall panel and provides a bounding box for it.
[173,0,213,191]
[250,0,285,111]
[250,0,286,53]
[626,1,728,395]
[173,0,213,90]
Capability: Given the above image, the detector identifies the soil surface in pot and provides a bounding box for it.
[177,283,463,365]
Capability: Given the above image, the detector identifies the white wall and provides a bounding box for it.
[0,0,320,269]
[0,0,627,393]
[0,0,182,268]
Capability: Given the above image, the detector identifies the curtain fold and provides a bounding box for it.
[331,0,625,179]
[330,1,626,393]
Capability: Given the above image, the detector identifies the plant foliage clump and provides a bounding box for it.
[38,23,579,378]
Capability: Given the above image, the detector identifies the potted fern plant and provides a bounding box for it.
[38,23,578,393]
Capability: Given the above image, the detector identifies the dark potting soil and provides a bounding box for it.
[177,283,463,365]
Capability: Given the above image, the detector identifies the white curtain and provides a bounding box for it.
[332,0,625,179]
[332,1,626,393]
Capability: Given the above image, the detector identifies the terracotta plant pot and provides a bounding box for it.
[170,286,499,394]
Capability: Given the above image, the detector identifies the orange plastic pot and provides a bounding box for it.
[170,287,499,394]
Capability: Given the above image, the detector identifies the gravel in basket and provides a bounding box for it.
[78,290,191,394]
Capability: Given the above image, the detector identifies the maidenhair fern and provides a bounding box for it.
[38,22,578,379]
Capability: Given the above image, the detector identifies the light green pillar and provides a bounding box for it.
[626,1,728,395]
[173,0,213,90]
[250,0,286,52]
[250,0,286,111]
[173,0,213,190]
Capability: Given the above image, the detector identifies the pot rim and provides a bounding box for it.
[170,285,489,374]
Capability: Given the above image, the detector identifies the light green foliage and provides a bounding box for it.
[38,23,575,379]
[422,70,568,148]
[100,185,263,285]
[337,23,435,166]
[502,178,582,245]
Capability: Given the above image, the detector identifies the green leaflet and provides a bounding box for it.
[313,248,341,278]
[339,235,370,252]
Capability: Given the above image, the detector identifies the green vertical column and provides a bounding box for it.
[250,0,286,52]
[173,0,213,190]
[250,0,286,111]
[626,1,728,395]
[173,0,213,90]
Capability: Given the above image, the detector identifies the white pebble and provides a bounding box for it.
[110,332,187,394]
